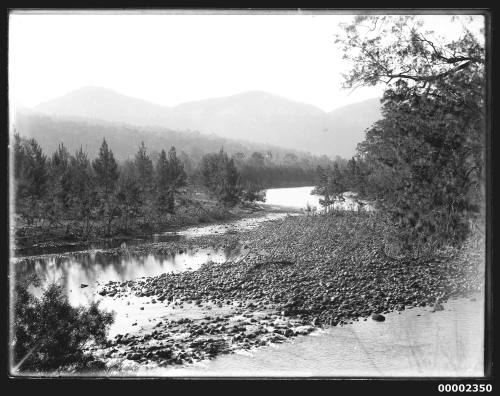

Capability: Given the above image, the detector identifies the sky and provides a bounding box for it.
[8,11,485,113]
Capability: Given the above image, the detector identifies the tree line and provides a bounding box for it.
[14,135,189,235]
[13,134,322,237]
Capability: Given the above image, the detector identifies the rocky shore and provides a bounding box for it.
[90,212,484,371]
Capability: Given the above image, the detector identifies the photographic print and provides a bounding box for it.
[7,9,489,379]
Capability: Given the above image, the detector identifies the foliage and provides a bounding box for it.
[154,147,187,214]
[68,147,96,231]
[92,138,119,196]
[13,132,321,236]
[314,163,346,212]
[336,16,484,91]
[92,139,120,235]
[13,276,114,372]
[321,15,486,253]
[234,150,320,188]
[14,134,48,202]
[200,149,242,206]
[241,182,266,202]
[134,141,154,196]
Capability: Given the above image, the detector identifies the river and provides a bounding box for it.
[136,294,484,377]
[12,186,485,377]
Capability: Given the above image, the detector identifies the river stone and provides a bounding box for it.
[371,313,386,322]
[293,325,314,335]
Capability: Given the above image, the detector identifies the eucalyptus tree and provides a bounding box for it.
[336,15,485,249]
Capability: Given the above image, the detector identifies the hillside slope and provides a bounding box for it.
[34,87,382,158]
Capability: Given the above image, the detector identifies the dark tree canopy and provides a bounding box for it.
[315,15,486,253]
[200,149,241,206]
[134,141,154,194]
[92,138,119,196]
[14,277,114,372]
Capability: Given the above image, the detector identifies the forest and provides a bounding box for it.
[12,133,325,241]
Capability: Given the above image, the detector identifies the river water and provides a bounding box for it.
[262,186,373,212]
[263,186,322,210]
[13,189,311,304]
[141,295,484,377]
[12,186,485,377]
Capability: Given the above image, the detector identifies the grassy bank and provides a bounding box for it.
[12,191,273,255]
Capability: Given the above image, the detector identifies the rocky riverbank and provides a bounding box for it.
[91,212,484,371]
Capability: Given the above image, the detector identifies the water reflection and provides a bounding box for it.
[15,247,236,306]
[15,233,183,258]
[13,186,314,307]
[160,212,289,238]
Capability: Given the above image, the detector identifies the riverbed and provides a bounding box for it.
[12,186,485,377]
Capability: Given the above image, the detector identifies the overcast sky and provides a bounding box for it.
[9,11,485,112]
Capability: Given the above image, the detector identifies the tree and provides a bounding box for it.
[13,132,29,205]
[283,152,298,165]
[337,16,484,91]
[155,149,174,214]
[200,149,241,205]
[249,152,265,168]
[337,15,485,250]
[13,277,114,372]
[92,139,119,196]
[13,135,48,225]
[133,141,154,198]
[314,162,345,212]
[92,139,119,235]
[178,150,194,183]
[314,165,333,212]
[200,151,223,194]
[21,138,48,200]
[222,157,241,205]
[48,143,73,218]
[116,174,142,229]
[68,147,95,234]
[154,147,187,215]
[166,146,187,192]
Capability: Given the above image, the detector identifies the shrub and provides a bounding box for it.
[12,276,114,373]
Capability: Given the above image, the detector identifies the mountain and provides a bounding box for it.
[35,86,171,127]
[325,98,384,157]
[12,108,320,163]
[34,87,382,158]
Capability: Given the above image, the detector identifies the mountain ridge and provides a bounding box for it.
[33,87,382,158]
[14,108,322,163]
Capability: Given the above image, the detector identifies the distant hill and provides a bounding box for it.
[325,98,384,157]
[12,109,323,164]
[34,87,382,158]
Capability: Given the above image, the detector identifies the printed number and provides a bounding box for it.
[438,384,492,392]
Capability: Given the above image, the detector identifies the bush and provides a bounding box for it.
[241,183,266,203]
[13,276,114,373]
